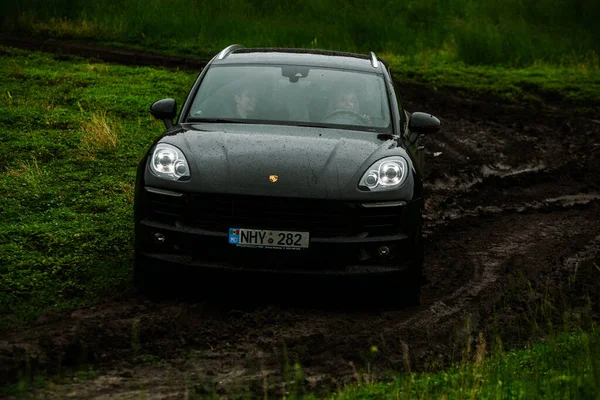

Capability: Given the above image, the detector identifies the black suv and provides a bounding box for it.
[133,45,441,304]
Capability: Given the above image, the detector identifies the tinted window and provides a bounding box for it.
[187,65,391,131]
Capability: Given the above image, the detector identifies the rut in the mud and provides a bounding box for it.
[1,75,599,398]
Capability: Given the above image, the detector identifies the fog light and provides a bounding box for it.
[154,232,166,244]
[377,245,390,258]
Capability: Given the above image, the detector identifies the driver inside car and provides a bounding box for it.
[325,88,373,125]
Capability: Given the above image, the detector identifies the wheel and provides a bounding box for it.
[405,228,425,306]
[377,276,420,309]
[384,231,424,308]
[402,283,421,306]
[133,252,166,300]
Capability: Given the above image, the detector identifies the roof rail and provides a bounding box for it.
[369,51,379,68]
[217,44,245,60]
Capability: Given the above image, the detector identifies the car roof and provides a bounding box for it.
[211,47,387,73]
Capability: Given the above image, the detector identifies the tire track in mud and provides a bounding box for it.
[4,201,598,398]
[1,54,600,397]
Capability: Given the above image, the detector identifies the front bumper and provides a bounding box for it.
[137,221,418,276]
[134,188,423,276]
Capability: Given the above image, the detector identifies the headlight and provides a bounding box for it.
[149,143,190,181]
[359,156,408,191]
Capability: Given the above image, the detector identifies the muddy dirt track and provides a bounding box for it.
[1,40,600,399]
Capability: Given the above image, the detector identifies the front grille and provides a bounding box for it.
[146,191,403,238]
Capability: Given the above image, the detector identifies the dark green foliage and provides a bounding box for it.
[1,0,598,67]
[453,0,600,66]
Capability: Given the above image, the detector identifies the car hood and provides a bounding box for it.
[148,123,415,200]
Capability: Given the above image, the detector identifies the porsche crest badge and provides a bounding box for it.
[269,175,279,183]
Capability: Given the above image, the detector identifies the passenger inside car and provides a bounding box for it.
[233,88,258,119]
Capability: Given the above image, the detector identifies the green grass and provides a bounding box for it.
[317,326,600,400]
[384,53,600,111]
[1,0,598,68]
[0,45,197,328]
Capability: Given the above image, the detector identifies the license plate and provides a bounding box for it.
[228,228,309,249]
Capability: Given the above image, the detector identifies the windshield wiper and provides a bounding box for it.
[187,118,244,123]
[291,122,330,128]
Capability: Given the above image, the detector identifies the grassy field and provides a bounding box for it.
[2,0,599,68]
[384,55,600,110]
[2,0,599,111]
[322,327,600,400]
[1,44,599,328]
[2,0,600,386]
[1,1,599,397]
[0,46,196,328]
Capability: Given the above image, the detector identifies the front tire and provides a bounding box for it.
[386,231,424,307]
[406,228,425,306]
[133,251,165,300]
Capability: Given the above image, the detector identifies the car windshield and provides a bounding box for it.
[187,64,391,132]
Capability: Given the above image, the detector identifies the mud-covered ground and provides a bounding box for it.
[1,42,600,399]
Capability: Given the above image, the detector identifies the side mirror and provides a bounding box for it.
[408,112,441,134]
[150,98,177,129]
